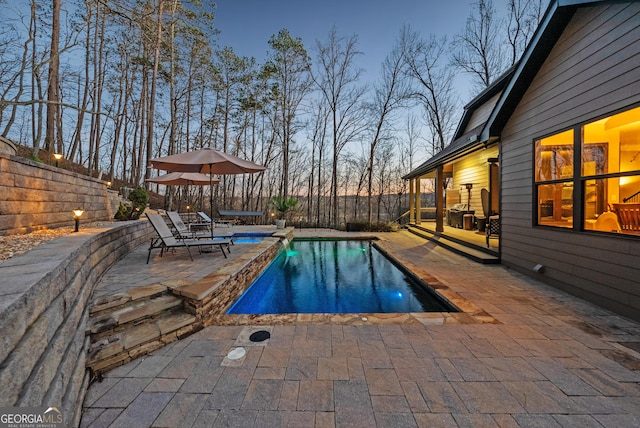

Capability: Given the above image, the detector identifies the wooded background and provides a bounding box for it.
[0,0,544,226]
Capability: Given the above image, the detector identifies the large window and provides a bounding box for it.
[534,105,640,235]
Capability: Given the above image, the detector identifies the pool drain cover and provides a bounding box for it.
[227,347,246,360]
[249,330,271,342]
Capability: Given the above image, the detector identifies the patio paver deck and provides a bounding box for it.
[81,228,640,427]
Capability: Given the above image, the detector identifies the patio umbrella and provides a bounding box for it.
[149,148,266,238]
[146,172,220,216]
[145,171,220,186]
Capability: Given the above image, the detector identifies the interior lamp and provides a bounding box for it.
[73,208,85,232]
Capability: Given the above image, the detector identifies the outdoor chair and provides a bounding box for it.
[145,213,231,264]
[486,215,500,247]
[166,211,234,243]
[612,203,640,234]
[198,211,234,227]
[477,188,490,231]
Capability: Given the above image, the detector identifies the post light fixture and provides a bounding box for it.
[73,208,84,232]
[464,183,473,209]
[106,181,112,189]
[53,153,63,167]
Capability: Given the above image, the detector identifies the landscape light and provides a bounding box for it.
[73,208,84,232]
[53,153,63,167]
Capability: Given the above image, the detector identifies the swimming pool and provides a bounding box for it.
[227,239,457,314]
[230,232,274,243]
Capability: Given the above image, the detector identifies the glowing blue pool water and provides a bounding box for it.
[230,232,273,243]
[227,239,456,314]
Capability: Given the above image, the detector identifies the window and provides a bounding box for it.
[534,105,640,235]
[535,130,574,228]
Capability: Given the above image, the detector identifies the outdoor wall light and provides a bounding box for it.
[53,153,63,167]
[73,208,84,232]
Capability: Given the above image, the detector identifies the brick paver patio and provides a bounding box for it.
[81,229,640,427]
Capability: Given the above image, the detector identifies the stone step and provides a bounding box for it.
[87,311,198,375]
[87,294,183,336]
[408,226,500,264]
[90,283,169,316]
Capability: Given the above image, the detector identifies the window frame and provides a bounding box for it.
[532,103,640,235]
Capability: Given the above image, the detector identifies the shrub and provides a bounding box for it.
[114,186,148,220]
[345,221,397,232]
[268,196,298,220]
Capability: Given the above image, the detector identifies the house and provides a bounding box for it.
[405,0,640,321]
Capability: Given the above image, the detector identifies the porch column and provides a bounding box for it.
[415,176,422,225]
[436,166,444,233]
[409,179,415,223]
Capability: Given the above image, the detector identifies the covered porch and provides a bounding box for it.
[401,67,515,261]
[401,115,502,260]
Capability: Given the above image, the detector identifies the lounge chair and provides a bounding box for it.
[145,213,231,264]
[166,211,234,243]
[198,211,234,227]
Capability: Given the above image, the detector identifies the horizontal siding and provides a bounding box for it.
[500,2,640,322]
[465,92,502,131]
[503,4,640,140]
[502,255,640,320]
[451,146,498,211]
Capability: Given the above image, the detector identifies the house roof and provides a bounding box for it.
[402,125,485,179]
[481,0,640,140]
[402,68,515,180]
[404,0,636,180]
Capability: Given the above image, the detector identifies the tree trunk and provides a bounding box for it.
[44,0,61,153]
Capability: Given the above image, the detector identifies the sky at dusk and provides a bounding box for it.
[213,0,477,100]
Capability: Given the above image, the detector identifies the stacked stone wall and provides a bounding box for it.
[0,153,120,235]
[0,221,153,427]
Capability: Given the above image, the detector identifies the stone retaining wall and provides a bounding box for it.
[177,240,282,324]
[0,220,153,427]
[0,153,120,235]
[176,230,295,326]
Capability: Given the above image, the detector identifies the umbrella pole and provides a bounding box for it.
[210,168,214,239]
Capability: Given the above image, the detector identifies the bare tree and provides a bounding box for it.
[506,0,545,66]
[401,113,422,171]
[312,27,367,226]
[265,29,312,200]
[144,0,165,186]
[401,26,458,155]
[450,0,505,90]
[307,99,330,224]
[44,0,60,154]
[366,40,410,224]
[1,6,31,139]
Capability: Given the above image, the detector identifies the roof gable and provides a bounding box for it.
[481,0,640,140]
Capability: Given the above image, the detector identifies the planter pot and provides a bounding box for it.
[275,219,286,229]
